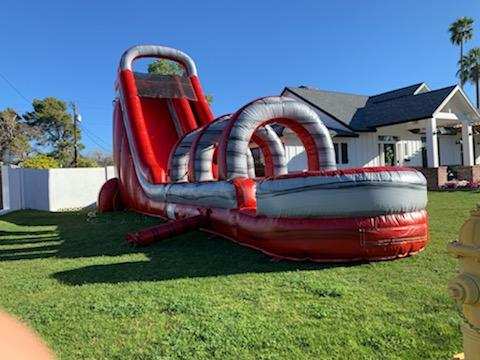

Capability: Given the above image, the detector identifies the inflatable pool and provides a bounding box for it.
[98,45,429,262]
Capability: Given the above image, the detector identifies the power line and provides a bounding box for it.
[0,70,113,153]
[83,132,111,152]
[0,71,31,104]
[81,124,111,147]
[80,124,112,152]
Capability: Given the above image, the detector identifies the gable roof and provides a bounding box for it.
[366,83,425,104]
[283,83,459,132]
[351,85,457,130]
[284,87,368,130]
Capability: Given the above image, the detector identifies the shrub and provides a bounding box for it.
[440,180,480,191]
[77,157,99,168]
[21,154,60,169]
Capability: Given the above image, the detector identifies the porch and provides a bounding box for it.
[414,86,480,189]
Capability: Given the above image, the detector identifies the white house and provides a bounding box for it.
[278,83,480,188]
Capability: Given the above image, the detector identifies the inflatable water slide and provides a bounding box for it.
[98,45,429,262]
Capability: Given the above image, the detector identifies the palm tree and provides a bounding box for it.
[449,17,474,87]
[458,48,480,108]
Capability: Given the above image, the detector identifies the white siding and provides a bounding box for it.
[438,135,461,165]
[283,123,426,169]
[283,132,378,170]
[376,126,423,167]
[354,133,379,167]
[475,135,480,165]
[283,133,307,171]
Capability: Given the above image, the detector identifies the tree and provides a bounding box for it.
[449,17,474,87]
[22,97,82,167]
[0,108,32,164]
[148,59,184,76]
[205,94,213,104]
[86,150,114,166]
[458,48,480,108]
[148,60,213,104]
[21,154,59,169]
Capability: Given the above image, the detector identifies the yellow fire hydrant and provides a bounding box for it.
[448,205,480,360]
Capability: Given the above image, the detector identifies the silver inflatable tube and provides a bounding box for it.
[165,181,238,209]
[193,116,230,182]
[246,149,255,178]
[253,126,287,176]
[169,129,202,183]
[256,170,427,218]
[120,45,197,76]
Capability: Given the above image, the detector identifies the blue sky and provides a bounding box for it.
[0,1,479,153]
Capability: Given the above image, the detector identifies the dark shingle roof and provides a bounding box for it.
[284,87,368,128]
[366,83,425,104]
[350,85,456,130]
[284,83,457,132]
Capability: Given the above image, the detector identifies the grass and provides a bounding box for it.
[0,192,476,359]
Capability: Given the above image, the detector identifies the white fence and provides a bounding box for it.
[1,165,115,213]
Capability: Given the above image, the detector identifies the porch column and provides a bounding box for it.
[426,117,439,168]
[462,121,474,166]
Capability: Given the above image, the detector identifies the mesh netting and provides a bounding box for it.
[134,73,197,100]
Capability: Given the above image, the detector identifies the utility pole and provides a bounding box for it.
[70,102,80,167]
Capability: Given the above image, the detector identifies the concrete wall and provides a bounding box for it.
[0,166,115,213]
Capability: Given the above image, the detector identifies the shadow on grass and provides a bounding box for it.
[0,210,352,285]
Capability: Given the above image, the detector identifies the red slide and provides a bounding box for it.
[98,45,428,262]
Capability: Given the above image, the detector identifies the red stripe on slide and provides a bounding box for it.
[271,166,419,180]
[190,76,214,126]
[119,70,165,183]
[172,98,197,133]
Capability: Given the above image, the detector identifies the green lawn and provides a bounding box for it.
[0,192,475,359]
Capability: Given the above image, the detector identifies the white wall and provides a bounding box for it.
[22,169,50,211]
[475,135,480,165]
[1,166,115,213]
[348,132,380,168]
[376,125,424,167]
[283,123,425,170]
[438,135,461,166]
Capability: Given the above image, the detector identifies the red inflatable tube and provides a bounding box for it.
[190,76,214,126]
[97,178,123,213]
[126,215,207,246]
[158,204,428,262]
[119,70,165,183]
[172,98,198,133]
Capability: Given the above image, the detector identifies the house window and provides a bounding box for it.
[341,143,348,164]
[378,135,399,142]
[334,142,349,164]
